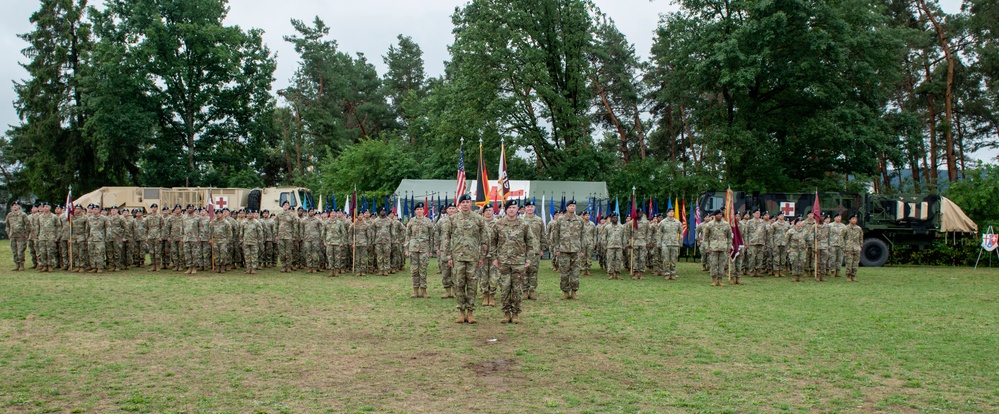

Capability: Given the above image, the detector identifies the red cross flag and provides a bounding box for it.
[780,202,795,217]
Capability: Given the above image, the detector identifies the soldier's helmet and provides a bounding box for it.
[414,202,424,209]
[458,194,472,203]
[504,200,519,209]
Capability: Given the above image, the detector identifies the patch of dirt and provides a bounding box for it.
[467,358,516,376]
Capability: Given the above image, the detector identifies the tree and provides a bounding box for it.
[90,0,276,187]
[4,0,95,202]
[320,135,420,200]
[382,34,427,131]
[588,14,648,163]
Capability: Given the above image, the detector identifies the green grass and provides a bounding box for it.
[1,239,998,413]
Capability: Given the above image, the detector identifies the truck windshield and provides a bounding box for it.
[280,192,297,208]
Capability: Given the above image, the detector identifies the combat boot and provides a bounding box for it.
[489,294,497,307]
[735,276,743,285]
[710,277,718,286]
[410,287,419,298]
[561,291,570,300]
[570,290,578,300]
[527,291,537,300]
[441,288,453,299]
[501,312,512,324]
[95,269,103,273]
[608,274,614,280]
[421,288,429,298]
[11,264,19,271]
[456,310,466,323]
[190,267,197,275]
[466,311,476,324]
[249,268,256,274]
[511,313,520,324]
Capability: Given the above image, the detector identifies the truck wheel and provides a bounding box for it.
[860,238,889,267]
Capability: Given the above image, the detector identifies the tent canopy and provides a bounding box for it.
[940,196,978,233]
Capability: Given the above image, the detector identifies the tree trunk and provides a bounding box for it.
[665,103,676,162]
[956,111,966,180]
[632,103,647,160]
[918,0,958,182]
[589,75,629,163]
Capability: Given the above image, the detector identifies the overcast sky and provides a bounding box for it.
[4,0,987,161]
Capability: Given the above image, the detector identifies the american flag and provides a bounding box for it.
[456,142,466,197]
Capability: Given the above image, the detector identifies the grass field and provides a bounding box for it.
[2,242,999,413]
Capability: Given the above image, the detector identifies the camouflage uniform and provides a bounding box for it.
[36,210,60,269]
[391,217,405,272]
[182,212,202,270]
[842,223,863,281]
[787,224,807,282]
[602,222,626,276]
[702,218,732,285]
[441,210,488,313]
[294,213,305,269]
[132,214,146,267]
[747,218,767,276]
[303,215,324,271]
[582,219,596,274]
[491,215,538,320]
[144,212,165,270]
[262,215,275,267]
[71,212,89,270]
[696,224,708,271]
[168,212,184,269]
[625,216,651,276]
[828,221,847,277]
[5,208,29,268]
[435,215,453,289]
[232,215,244,268]
[28,211,39,268]
[211,217,232,272]
[58,213,70,269]
[405,215,434,291]
[107,212,126,270]
[478,217,500,298]
[801,217,817,278]
[121,214,133,268]
[551,212,585,296]
[521,214,545,298]
[351,218,373,274]
[88,212,109,271]
[373,216,393,274]
[276,209,296,271]
[649,221,661,275]
[659,217,682,279]
[770,219,790,276]
[323,216,350,274]
[815,222,830,281]
[733,219,747,277]
[198,213,211,269]
[243,217,263,272]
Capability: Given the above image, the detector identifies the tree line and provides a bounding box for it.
[2,0,997,211]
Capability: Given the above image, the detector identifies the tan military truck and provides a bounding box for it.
[72,187,316,212]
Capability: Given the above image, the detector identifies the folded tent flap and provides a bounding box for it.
[940,196,978,233]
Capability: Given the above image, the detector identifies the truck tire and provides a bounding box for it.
[860,238,889,267]
[248,190,262,212]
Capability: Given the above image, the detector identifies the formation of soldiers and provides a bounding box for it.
[5,198,864,324]
[698,210,864,286]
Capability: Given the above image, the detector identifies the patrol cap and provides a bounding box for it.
[415,202,425,209]
[504,200,519,209]
[567,200,576,206]
[458,194,472,203]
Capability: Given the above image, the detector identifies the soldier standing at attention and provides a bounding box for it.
[351,210,374,276]
[842,215,863,282]
[55,205,69,270]
[816,215,831,281]
[787,218,806,282]
[159,207,171,269]
[405,202,434,298]
[551,200,585,299]
[34,203,59,272]
[303,209,324,273]
[195,208,210,270]
[602,214,626,279]
[373,209,393,276]
[769,213,790,277]
[325,210,350,276]
[442,194,488,324]
[181,204,201,274]
[88,205,109,273]
[478,206,500,307]
[243,210,263,274]
[275,201,296,273]
[581,211,595,276]
[132,209,146,269]
[104,206,123,272]
[168,204,184,271]
[747,210,767,277]
[5,203,29,271]
[520,201,544,300]
[626,211,651,279]
[702,210,732,287]
[27,205,39,269]
[211,209,232,273]
[70,206,89,272]
[660,209,682,280]
[491,200,538,324]
[391,214,406,273]
[436,203,457,298]
[144,204,163,271]
[828,213,846,278]
[261,210,274,268]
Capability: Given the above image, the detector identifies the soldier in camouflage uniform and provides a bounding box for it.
[648,215,661,276]
[551,200,585,299]
[373,209,393,276]
[696,223,708,272]
[827,213,846,278]
[303,209,323,273]
[233,210,246,269]
[405,203,434,297]
[55,206,69,270]
[491,200,538,324]
[787,218,806,282]
[121,208,134,270]
[5,203,29,271]
[33,203,58,272]
[168,205,184,271]
[181,205,201,274]
[436,203,457,298]
[746,211,766,277]
[391,214,405,272]
[815,215,831,281]
[659,209,682,280]
[770,213,790,277]
[520,202,544,300]
[275,202,296,272]
[702,210,732,286]
[294,208,305,270]
[195,208,209,270]
[323,210,349,276]
[731,214,746,281]
[27,206,39,269]
[842,215,863,282]
[210,210,232,273]
[261,211,274,267]
[160,208,171,269]
[351,210,374,275]
[602,214,626,279]
[104,207,124,271]
[243,210,263,274]
[70,206,89,272]
[478,206,500,307]
[442,194,488,323]
[144,204,164,271]
[581,211,595,276]
[761,213,774,275]
[625,211,651,279]
[88,205,109,273]
[596,215,608,272]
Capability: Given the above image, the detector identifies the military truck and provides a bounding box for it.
[697,191,978,266]
[72,187,316,213]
